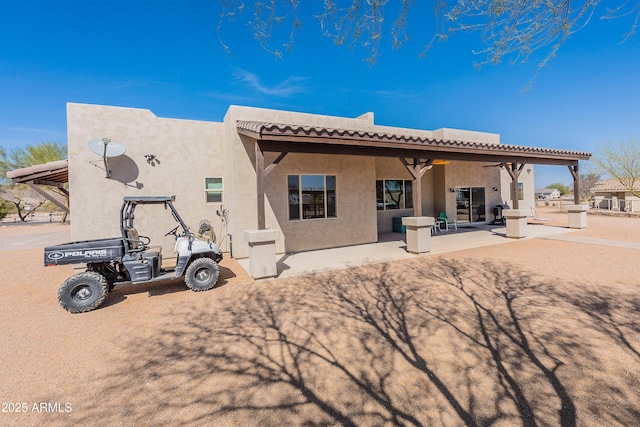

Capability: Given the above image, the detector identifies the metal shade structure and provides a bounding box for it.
[6,159,69,213]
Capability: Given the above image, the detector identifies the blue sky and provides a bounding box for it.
[1,1,639,187]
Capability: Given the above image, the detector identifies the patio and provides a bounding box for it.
[238,222,579,278]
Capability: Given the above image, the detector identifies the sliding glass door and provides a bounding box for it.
[455,187,486,223]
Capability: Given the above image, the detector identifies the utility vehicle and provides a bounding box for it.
[44,196,223,313]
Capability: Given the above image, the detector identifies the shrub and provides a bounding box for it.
[0,200,10,221]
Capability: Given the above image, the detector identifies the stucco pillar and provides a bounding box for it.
[566,204,588,229]
[503,209,528,239]
[243,229,280,279]
[402,217,435,254]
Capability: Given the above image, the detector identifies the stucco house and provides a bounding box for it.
[63,103,588,267]
[591,178,640,212]
[535,188,561,199]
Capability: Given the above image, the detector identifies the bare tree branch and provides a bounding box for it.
[216,1,640,78]
[592,139,640,199]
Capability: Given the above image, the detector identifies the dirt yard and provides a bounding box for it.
[1,209,639,426]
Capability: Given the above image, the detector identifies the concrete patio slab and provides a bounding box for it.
[237,223,581,279]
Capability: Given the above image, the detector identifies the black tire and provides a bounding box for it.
[58,271,109,313]
[185,257,220,292]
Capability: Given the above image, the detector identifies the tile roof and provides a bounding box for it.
[237,121,591,163]
[591,178,640,192]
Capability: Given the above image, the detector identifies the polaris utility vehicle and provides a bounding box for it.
[44,196,223,313]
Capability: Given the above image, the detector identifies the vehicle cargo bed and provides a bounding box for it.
[44,238,125,266]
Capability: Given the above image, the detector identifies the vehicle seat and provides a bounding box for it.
[124,227,162,254]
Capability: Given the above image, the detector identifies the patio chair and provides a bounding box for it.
[437,212,458,231]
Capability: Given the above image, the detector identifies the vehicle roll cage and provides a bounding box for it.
[119,196,191,244]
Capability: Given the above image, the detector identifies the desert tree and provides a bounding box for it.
[0,189,46,222]
[546,182,572,196]
[216,1,639,75]
[0,141,67,180]
[579,172,602,202]
[591,138,640,198]
[1,141,68,222]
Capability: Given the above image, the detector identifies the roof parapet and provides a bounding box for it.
[355,112,374,123]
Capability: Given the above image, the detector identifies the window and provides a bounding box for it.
[288,175,337,220]
[205,178,223,203]
[518,182,524,200]
[376,180,413,210]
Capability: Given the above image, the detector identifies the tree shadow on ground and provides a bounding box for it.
[99,265,236,309]
[48,258,640,426]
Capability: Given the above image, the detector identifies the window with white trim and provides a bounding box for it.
[288,175,337,220]
[205,177,223,203]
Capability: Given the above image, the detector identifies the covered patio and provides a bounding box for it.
[237,120,591,278]
[237,121,592,223]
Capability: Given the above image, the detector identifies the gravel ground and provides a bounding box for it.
[1,208,639,426]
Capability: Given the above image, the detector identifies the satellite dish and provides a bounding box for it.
[88,138,126,157]
[87,137,126,178]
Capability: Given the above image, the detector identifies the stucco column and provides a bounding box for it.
[243,229,280,279]
[566,204,588,229]
[503,209,528,239]
[402,217,435,254]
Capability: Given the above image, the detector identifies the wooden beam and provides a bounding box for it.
[420,160,434,177]
[264,152,288,176]
[258,140,582,166]
[32,179,65,188]
[25,182,70,214]
[399,158,433,216]
[11,169,68,184]
[399,158,418,179]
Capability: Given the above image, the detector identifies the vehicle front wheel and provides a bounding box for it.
[58,272,108,313]
[185,257,220,292]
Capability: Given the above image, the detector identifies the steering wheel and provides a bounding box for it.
[165,225,180,237]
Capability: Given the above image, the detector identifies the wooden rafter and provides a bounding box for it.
[399,158,433,216]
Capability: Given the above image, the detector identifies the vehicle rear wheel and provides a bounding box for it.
[185,257,219,292]
[58,271,109,313]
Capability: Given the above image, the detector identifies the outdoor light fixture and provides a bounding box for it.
[145,154,160,166]
[527,168,532,174]
[449,188,455,193]
[493,187,498,191]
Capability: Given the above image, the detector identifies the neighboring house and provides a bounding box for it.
[64,103,588,260]
[535,188,561,199]
[591,178,640,212]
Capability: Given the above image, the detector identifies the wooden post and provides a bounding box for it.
[503,162,525,209]
[255,141,266,230]
[412,158,422,216]
[511,164,520,209]
[568,163,580,204]
[399,158,432,217]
